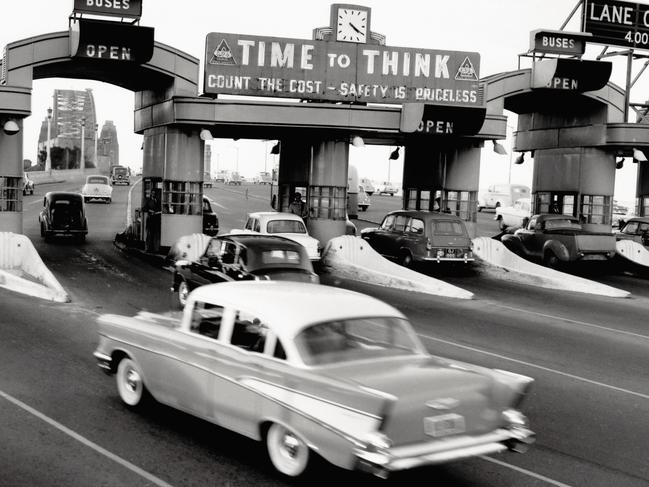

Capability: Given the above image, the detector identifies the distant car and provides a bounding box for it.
[226,172,243,185]
[22,172,35,195]
[502,214,617,268]
[358,185,371,212]
[110,165,130,186]
[81,175,113,203]
[359,178,375,196]
[478,184,530,212]
[39,192,88,242]
[361,210,475,267]
[616,217,649,247]
[234,211,321,260]
[172,234,319,307]
[204,172,213,189]
[202,196,219,236]
[495,197,531,230]
[377,181,397,196]
[95,280,535,479]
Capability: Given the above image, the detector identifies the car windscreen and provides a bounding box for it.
[433,220,466,236]
[266,220,307,234]
[294,317,422,366]
[87,177,108,184]
[544,219,581,230]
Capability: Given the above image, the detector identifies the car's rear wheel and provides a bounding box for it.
[177,279,190,308]
[116,358,149,407]
[399,250,413,268]
[543,251,560,269]
[266,423,310,477]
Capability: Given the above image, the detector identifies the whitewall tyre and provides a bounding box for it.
[266,423,310,477]
[116,358,147,407]
[177,280,189,308]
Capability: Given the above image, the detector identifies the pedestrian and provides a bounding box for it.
[144,190,161,252]
[288,192,307,218]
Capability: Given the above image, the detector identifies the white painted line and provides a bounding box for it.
[210,200,228,210]
[479,456,574,487]
[126,177,142,227]
[418,334,649,400]
[491,303,649,341]
[0,389,174,487]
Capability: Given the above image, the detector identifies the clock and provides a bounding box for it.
[336,7,368,43]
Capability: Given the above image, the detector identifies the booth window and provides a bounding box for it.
[162,181,201,215]
[405,188,443,211]
[444,190,474,221]
[0,177,22,212]
[580,195,611,224]
[638,196,649,217]
[309,186,346,219]
[534,192,576,216]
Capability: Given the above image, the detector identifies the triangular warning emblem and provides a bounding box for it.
[209,39,236,65]
[455,56,478,81]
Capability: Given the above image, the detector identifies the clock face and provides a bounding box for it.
[336,8,368,43]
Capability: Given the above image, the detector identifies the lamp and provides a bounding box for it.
[633,148,648,162]
[514,152,525,165]
[2,119,20,136]
[352,135,365,147]
[616,158,624,169]
[200,129,213,141]
[389,147,400,160]
[270,142,280,155]
[492,140,507,155]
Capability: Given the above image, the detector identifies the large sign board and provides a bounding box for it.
[73,0,143,19]
[582,0,649,50]
[204,33,481,106]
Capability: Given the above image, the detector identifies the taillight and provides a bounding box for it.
[426,238,433,250]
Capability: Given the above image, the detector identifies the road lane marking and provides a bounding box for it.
[0,389,174,487]
[418,334,649,400]
[489,303,649,341]
[210,200,228,210]
[479,456,574,487]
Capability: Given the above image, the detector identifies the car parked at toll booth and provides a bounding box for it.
[172,234,318,307]
[616,216,649,247]
[94,281,535,479]
[39,192,88,242]
[501,213,617,268]
[361,210,474,267]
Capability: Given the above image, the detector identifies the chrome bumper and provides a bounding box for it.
[93,351,113,373]
[354,427,534,477]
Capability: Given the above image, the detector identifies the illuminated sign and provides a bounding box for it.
[531,58,612,92]
[69,19,154,63]
[73,0,143,19]
[582,0,649,50]
[203,33,481,106]
[529,30,589,55]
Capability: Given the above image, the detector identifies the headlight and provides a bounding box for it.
[364,431,392,451]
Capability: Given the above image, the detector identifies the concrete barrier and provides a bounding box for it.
[472,237,629,298]
[322,236,474,299]
[0,232,70,302]
[615,239,649,267]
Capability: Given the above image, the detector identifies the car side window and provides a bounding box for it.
[406,218,424,234]
[381,215,395,230]
[205,239,222,258]
[190,302,224,340]
[638,223,649,234]
[273,339,287,360]
[230,310,268,353]
[527,217,537,230]
[221,242,238,264]
[624,222,638,234]
[253,219,261,232]
[244,218,254,230]
[203,199,212,213]
[394,215,408,232]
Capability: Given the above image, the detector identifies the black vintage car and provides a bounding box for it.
[202,196,219,236]
[172,234,319,307]
[39,192,88,242]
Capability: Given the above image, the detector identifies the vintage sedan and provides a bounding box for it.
[39,191,88,242]
[94,281,535,478]
[616,216,649,247]
[172,234,319,307]
[235,211,321,260]
[361,210,474,267]
[495,197,531,231]
[81,175,112,203]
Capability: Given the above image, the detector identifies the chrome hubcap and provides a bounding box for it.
[126,369,140,392]
[179,283,188,304]
[282,433,300,459]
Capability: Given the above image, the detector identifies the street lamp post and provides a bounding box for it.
[80,117,86,171]
[94,123,98,169]
[45,108,52,175]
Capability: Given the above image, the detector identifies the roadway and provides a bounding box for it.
[1,180,648,486]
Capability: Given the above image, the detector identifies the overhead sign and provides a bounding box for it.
[582,0,649,50]
[70,19,154,63]
[203,33,481,106]
[531,58,612,92]
[73,0,143,19]
[529,30,590,56]
[400,103,486,136]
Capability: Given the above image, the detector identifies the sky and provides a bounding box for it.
[1,0,646,205]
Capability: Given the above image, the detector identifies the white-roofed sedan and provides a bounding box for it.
[81,175,113,204]
[94,281,534,479]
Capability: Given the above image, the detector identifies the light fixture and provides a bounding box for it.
[514,152,525,165]
[270,142,280,155]
[616,158,624,169]
[633,148,647,162]
[200,129,213,141]
[3,119,20,136]
[492,140,507,155]
[352,135,365,147]
[389,147,400,160]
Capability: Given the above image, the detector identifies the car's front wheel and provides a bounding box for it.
[177,279,190,308]
[266,423,310,477]
[399,250,413,268]
[116,358,149,408]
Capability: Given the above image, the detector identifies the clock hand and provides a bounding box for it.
[349,22,362,34]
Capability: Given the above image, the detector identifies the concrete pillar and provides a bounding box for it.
[307,139,348,245]
[141,126,204,251]
[533,147,615,232]
[0,122,24,234]
[635,160,649,216]
[276,140,310,212]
